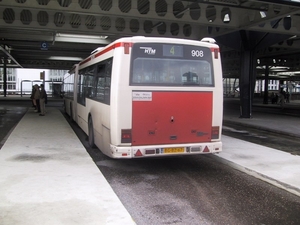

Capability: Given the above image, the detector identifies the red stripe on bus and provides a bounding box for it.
[95,44,116,58]
[79,57,91,66]
[80,42,133,66]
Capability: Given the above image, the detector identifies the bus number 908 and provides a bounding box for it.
[191,50,204,57]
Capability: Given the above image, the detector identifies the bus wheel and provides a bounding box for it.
[88,117,96,148]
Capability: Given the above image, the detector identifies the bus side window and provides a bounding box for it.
[87,76,94,98]
[83,66,95,100]
[104,59,112,105]
[95,64,106,102]
[95,77,105,101]
[95,58,112,104]
[77,71,85,105]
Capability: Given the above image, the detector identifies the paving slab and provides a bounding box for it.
[0,107,136,225]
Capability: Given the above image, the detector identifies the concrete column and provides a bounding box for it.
[239,49,255,118]
[239,30,257,118]
[263,62,269,104]
[3,58,7,97]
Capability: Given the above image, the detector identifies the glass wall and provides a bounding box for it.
[0,68,67,95]
[0,68,16,94]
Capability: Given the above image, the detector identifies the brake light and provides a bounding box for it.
[214,49,219,59]
[121,129,132,143]
[211,126,220,139]
[211,47,219,59]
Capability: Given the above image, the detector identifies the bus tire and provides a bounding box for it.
[88,117,96,148]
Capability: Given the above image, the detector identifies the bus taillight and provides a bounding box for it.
[211,126,220,139]
[214,49,219,59]
[211,47,219,59]
[121,129,132,143]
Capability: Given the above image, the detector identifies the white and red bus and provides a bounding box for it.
[63,36,223,158]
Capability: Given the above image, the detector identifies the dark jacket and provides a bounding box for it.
[40,88,48,104]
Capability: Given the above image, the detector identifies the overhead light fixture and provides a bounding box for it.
[224,15,230,22]
[49,56,83,61]
[260,11,266,18]
[152,22,163,28]
[53,33,110,44]
[175,7,190,17]
[56,33,108,39]
[270,66,289,72]
[289,35,298,39]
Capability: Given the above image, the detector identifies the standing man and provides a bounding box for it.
[286,91,290,103]
[39,84,47,116]
[30,85,36,108]
[33,84,41,113]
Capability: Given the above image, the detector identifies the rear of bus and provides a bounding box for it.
[111,37,223,158]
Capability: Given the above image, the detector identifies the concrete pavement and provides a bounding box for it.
[0,107,136,225]
[216,136,300,197]
[0,96,300,225]
[219,98,300,197]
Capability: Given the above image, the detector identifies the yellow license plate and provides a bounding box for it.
[164,147,185,154]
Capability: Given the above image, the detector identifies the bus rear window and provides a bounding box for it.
[131,58,213,86]
[130,43,214,87]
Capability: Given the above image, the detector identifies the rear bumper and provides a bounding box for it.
[110,141,222,159]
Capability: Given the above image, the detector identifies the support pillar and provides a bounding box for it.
[239,50,256,118]
[239,30,257,118]
[3,58,7,97]
[215,30,292,118]
[279,80,284,92]
[263,63,269,104]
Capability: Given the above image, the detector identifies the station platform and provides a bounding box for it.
[223,98,300,138]
[0,106,136,225]
[0,97,300,224]
[220,98,300,197]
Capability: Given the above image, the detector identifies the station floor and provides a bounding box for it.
[0,106,136,225]
[0,97,300,224]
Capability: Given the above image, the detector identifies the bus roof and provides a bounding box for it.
[79,36,219,67]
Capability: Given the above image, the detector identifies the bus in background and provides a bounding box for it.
[62,36,223,158]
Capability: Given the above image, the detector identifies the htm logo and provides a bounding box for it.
[140,47,156,55]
